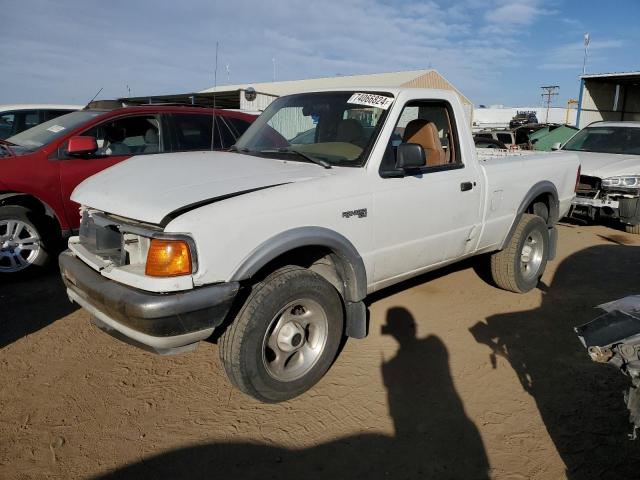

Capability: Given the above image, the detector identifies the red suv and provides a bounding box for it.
[0,105,256,276]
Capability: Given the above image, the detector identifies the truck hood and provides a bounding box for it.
[72,151,332,225]
[570,151,640,179]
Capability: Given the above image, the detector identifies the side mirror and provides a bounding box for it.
[551,142,562,151]
[397,143,427,169]
[67,136,98,156]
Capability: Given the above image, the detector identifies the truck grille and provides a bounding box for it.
[576,175,601,199]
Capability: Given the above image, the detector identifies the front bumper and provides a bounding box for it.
[59,250,239,354]
[572,196,619,209]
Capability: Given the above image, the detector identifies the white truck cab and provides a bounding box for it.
[60,88,580,402]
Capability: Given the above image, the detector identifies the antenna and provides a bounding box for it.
[211,41,219,151]
[84,87,103,109]
[540,85,559,123]
[126,84,131,97]
[582,33,590,76]
[225,64,230,83]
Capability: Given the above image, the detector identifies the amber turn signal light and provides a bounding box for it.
[145,239,192,277]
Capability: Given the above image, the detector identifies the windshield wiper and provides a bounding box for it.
[259,148,332,169]
[229,145,250,153]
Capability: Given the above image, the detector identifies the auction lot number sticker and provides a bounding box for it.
[347,93,394,110]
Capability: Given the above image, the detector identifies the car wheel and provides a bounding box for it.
[219,266,344,403]
[625,224,640,235]
[490,214,549,293]
[0,206,50,276]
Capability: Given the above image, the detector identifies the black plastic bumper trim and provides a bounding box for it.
[59,250,238,337]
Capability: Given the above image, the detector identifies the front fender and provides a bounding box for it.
[229,226,368,303]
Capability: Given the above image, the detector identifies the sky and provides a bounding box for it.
[1,0,638,108]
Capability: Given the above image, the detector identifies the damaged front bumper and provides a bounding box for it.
[575,295,640,439]
[59,250,238,355]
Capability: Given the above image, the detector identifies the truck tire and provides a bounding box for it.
[219,266,344,403]
[0,206,50,276]
[625,224,640,235]
[490,214,548,293]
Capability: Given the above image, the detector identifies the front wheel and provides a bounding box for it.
[0,206,50,276]
[490,214,549,293]
[219,266,344,403]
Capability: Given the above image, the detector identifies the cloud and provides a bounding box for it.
[538,38,625,70]
[0,0,577,105]
[485,1,546,25]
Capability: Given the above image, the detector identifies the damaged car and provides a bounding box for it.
[563,121,640,233]
[575,295,640,439]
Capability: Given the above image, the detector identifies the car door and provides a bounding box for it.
[58,114,163,229]
[371,100,483,285]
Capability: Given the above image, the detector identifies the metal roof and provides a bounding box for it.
[581,71,640,81]
[200,69,472,105]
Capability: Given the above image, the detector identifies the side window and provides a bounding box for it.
[0,112,15,140]
[80,115,160,157]
[215,117,237,149]
[497,133,513,144]
[43,110,72,122]
[23,111,39,130]
[172,114,223,151]
[226,117,252,138]
[385,100,460,171]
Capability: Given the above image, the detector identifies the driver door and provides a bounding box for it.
[371,100,483,286]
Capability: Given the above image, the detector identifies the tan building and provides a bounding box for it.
[125,69,474,122]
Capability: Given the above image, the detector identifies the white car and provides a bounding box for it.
[0,104,82,139]
[562,121,640,233]
[60,88,580,402]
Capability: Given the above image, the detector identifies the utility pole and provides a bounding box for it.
[541,85,559,123]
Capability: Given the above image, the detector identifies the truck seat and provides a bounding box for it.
[402,120,446,166]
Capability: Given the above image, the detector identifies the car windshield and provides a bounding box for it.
[6,110,103,151]
[235,91,393,167]
[563,126,640,155]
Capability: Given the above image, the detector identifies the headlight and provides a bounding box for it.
[602,176,640,189]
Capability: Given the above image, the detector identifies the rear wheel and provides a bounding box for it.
[0,206,50,276]
[490,214,549,293]
[625,224,640,235]
[219,266,344,403]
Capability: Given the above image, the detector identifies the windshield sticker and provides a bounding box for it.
[347,93,393,110]
[46,125,66,133]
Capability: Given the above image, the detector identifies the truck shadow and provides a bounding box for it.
[95,307,489,480]
[470,244,640,479]
[0,269,77,349]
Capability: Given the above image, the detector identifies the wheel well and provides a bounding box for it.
[0,193,63,240]
[248,246,346,299]
[526,193,552,224]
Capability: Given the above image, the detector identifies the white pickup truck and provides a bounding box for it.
[562,121,640,233]
[60,88,580,402]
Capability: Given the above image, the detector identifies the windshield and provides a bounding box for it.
[563,126,640,155]
[235,91,393,167]
[7,110,103,151]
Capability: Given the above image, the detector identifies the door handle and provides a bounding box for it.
[460,181,473,192]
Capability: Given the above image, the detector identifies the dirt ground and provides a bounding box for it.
[2,223,640,479]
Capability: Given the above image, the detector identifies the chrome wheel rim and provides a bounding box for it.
[0,219,41,273]
[262,298,329,382]
[520,229,544,282]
